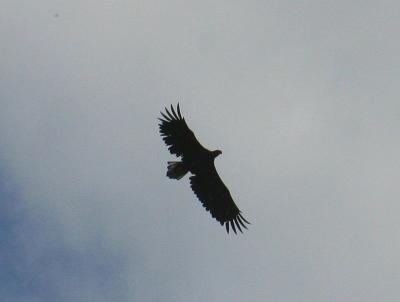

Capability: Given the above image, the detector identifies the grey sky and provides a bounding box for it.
[1,1,399,301]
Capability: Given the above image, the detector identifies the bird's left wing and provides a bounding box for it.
[189,166,250,234]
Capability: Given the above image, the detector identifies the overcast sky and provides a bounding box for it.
[1,1,400,301]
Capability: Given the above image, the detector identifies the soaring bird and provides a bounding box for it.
[158,104,249,234]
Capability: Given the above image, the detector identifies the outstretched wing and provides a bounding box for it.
[189,166,250,234]
[158,104,209,160]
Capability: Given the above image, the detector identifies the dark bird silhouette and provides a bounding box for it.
[158,104,250,234]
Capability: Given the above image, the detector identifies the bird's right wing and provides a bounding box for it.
[158,104,209,160]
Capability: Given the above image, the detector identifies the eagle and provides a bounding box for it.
[158,104,250,234]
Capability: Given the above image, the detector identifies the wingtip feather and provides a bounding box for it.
[160,111,171,121]
[230,220,237,234]
[165,107,174,120]
[238,213,250,225]
[177,103,182,119]
[235,219,243,233]
[170,104,179,119]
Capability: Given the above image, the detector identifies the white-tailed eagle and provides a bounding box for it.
[158,104,249,234]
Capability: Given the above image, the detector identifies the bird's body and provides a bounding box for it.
[158,104,249,234]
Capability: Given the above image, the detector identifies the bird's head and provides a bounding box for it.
[212,150,222,158]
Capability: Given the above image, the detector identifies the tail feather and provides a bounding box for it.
[167,161,188,180]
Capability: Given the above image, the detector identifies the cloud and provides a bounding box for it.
[1,1,399,301]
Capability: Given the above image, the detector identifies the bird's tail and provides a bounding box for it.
[167,161,188,180]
